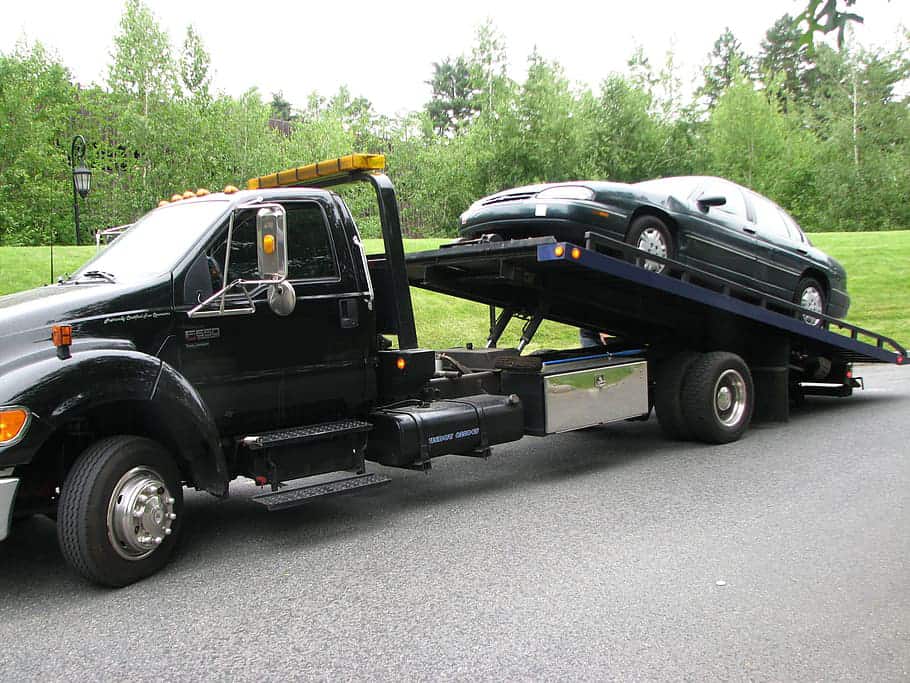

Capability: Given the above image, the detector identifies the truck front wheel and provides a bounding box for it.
[57,436,183,587]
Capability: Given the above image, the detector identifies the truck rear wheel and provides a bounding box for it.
[654,351,699,440]
[57,436,183,587]
[681,352,754,444]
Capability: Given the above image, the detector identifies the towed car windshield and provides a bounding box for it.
[633,177,701,200]
[70,200,229,283]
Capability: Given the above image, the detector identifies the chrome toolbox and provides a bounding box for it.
[501,354,649,435]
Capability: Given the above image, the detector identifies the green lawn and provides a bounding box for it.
[2,232,908,350]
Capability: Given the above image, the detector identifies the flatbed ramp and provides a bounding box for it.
[405,236,907,366]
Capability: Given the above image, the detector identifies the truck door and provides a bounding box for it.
[176,199,373,436]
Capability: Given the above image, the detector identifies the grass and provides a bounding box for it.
[2,232,908,350]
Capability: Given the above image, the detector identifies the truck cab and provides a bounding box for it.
[0,155,456,585]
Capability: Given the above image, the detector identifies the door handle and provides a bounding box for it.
[796,248,808,255]
[743,226,757,235]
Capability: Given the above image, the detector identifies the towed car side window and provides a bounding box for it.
[700,180,747,220]
[751,195,792,240]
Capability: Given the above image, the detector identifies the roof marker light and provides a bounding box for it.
[182,190,195,199]
[170,193,183,202]
[223,185,239,194]
[158,200,170,208]
[195,188,210,197]
[554,245,565,257]
[571,247,582,259]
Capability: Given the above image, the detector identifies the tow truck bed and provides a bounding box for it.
[405,235,907,366]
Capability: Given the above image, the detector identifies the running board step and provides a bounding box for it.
[240,419,372,451]
[252,473,391,511]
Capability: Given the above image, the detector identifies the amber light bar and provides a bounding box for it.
[247,153,386,190]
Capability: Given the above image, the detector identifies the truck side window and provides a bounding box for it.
[207,211,259,290]
[286,203,339,281]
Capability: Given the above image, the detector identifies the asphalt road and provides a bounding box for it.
[1,364,908,681]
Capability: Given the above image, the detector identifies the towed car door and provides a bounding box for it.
[745,192,810,302]
[682,179,762,289]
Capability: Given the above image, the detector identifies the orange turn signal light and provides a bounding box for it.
[570,247,582,259]
[262,234,275,255]
[554,245,565,257]
[0,407,29,445]
[52,324,72,347]
[396,357,406,370]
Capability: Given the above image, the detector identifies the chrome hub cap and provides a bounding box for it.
[107,467,176,561]
[714,369,747,428]
[637,228,668,272]
[800,286,823,326]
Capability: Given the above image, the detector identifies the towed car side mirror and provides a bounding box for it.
[697,195,727,211]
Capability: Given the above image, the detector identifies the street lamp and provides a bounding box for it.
[70,135,92,245]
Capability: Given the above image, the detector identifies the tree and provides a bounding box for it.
[797,0,864,50]
[759,14,817,107]
[698,28,752,110]
[269,91,292,121]
[425,56,477,136]
[179,25,211,101]
[108,0,176,116]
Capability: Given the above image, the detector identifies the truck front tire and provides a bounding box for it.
[57,436,184,587]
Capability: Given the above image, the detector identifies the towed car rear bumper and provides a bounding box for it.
[829,288,850,319]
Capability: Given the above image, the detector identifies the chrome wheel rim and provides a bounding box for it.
[637,227,668,272]
[800,286,824,326]
[713,369,747,428]
[107,467,176,561]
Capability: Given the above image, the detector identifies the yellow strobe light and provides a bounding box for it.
[247,153,386,190]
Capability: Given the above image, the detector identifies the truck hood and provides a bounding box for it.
[0,279,173,377]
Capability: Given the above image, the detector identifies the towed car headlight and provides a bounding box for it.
[536,185,595,201]
[0,407,31,447]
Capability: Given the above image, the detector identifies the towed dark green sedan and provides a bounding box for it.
[459,176,849,323]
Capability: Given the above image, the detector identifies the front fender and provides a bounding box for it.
[0,350,227,496]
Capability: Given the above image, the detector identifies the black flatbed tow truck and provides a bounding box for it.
[0,154,905,586]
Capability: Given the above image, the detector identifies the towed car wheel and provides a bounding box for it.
[626,216,675,274]
[794,277,826,326]
[57,436,183,587]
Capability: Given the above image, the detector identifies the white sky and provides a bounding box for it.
[2,0,908,115]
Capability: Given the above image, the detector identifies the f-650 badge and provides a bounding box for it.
[184,327,220,344]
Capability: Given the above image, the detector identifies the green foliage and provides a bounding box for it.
[0,6,908,248]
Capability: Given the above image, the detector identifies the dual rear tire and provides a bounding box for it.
[655,351,754,444]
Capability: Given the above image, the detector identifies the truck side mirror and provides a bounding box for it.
[256,206,288,279]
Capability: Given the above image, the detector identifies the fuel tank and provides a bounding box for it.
[367,394,523,468]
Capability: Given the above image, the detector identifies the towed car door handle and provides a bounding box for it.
[742,226,757,235]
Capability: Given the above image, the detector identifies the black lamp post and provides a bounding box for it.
[70,135,92,245]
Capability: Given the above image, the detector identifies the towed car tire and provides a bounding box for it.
[794,276,826,327]
[625,215,675,274]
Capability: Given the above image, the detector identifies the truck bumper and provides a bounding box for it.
[0,477,19,541]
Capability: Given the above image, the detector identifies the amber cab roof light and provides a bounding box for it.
[247,153,386,190]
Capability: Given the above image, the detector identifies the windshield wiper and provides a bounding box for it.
[69,270,117,283]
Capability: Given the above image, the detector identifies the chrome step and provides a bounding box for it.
[251,473,391,511]
[240,419,372,451]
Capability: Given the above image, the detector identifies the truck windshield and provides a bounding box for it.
[71,200,230,282]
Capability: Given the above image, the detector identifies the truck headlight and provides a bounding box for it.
[0,407,30,447]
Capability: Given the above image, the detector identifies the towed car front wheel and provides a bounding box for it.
[626,216,675,274]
